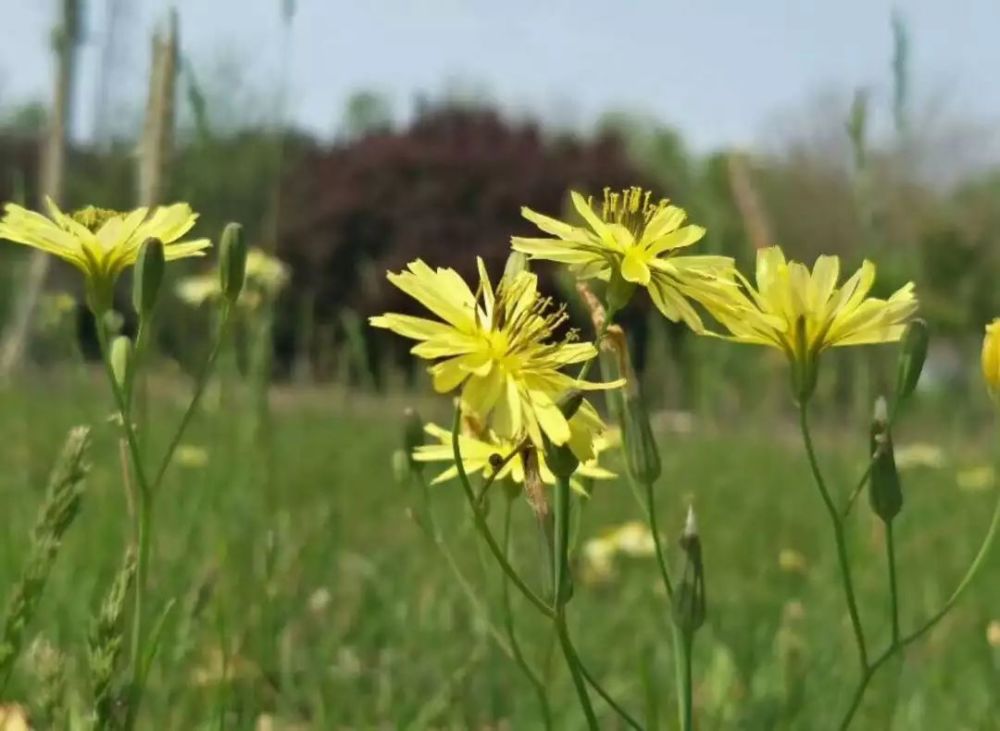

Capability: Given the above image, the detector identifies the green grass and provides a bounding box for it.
[1,371,998,729]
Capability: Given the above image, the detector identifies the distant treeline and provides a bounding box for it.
[2,101,1000,377]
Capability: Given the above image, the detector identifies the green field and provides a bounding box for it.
[2,370,997,729]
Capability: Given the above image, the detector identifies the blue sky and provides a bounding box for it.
[0,0,997,152]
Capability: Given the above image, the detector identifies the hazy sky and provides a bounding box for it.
[0,0,997,152]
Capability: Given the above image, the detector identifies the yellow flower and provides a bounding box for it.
[987,619,1000,649]
[512,186,737,329]
[981,319,1000,397]
[413,407,615,492]
[0,198,210,312]
[177,248,289,309]
[370,258,621,449]
[710,246,917,362]
[0,705,30,731]
[174,444,209,469]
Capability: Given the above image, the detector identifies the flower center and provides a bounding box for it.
[599,186,667,239]
[487,275,578,370]
[70,206,123,233]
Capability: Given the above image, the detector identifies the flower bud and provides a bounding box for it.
[218,222,247,303]
[895,319,928,402]
[622,390,662,485]
[982,319,1000,399]
[672,506,706,636]
[556,390,584,420]
[109,336,132,392]
[868,397,903,523]
[132,237,165,318]
[544,441,579,480]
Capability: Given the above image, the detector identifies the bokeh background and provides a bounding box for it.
[1,1,999,729]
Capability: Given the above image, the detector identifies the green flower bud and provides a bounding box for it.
[623,389,662,485]
[132,238,165,318]
[503,251,530,281]
[109,336,132,392]
[868,397,903,523]
[672,507,706,636]
[895,319,928,402]
[556,390,584,420]
[544,441,579,480]
[218,222,247,303]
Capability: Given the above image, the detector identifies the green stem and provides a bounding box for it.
[93,316,154,721]
[838,488,1000,729]
[501,499,553,730]
[552,474,598,729]
[885,521,900,645]
[150,303,232,493]
[577,661,645,731]
[644,478,674,598]
[669,623,691,731]
[451,410,554,618]
[798,400,869,670]
[555,610,599,730]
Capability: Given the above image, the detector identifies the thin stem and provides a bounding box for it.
[451,409,554,618]
[643,478,674,598]
[577,661,645,731]
[679,632,693,731]
[670,623,690,731]
[885,521,900,645]
[552,474,598,729]
[150,303,232,493]
[554,611,599,730]
[797,400,869,669]
[501,499,553,730]
[842,460,875,519]
[838,470,1000,728]
[93,317,153,721]
[476,445,522,506]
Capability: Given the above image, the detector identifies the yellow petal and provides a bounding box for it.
[620,252,651,285]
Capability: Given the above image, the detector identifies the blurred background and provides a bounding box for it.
[1,0,999,413]
[2,2,1000,728]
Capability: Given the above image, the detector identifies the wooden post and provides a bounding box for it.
[137,11,178,207]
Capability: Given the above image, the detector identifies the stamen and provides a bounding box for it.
[70,206,123,233]
[599,186,670,238]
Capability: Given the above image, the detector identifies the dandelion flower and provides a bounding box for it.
[174,444,209,469]
[710,246,917,357]
[413,407,615,493]
[982,318,1000,397]
[0,198,210,312]
[371,258,621,449]
[957,465,994,493]
[0,705,29,731]
[987,620,1000,649]
[512,186,737,329]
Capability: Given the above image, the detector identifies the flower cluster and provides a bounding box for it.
[368,186,921,486]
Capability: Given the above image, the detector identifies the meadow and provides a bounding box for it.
[1,359,997,729]
[1,5,999,728]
